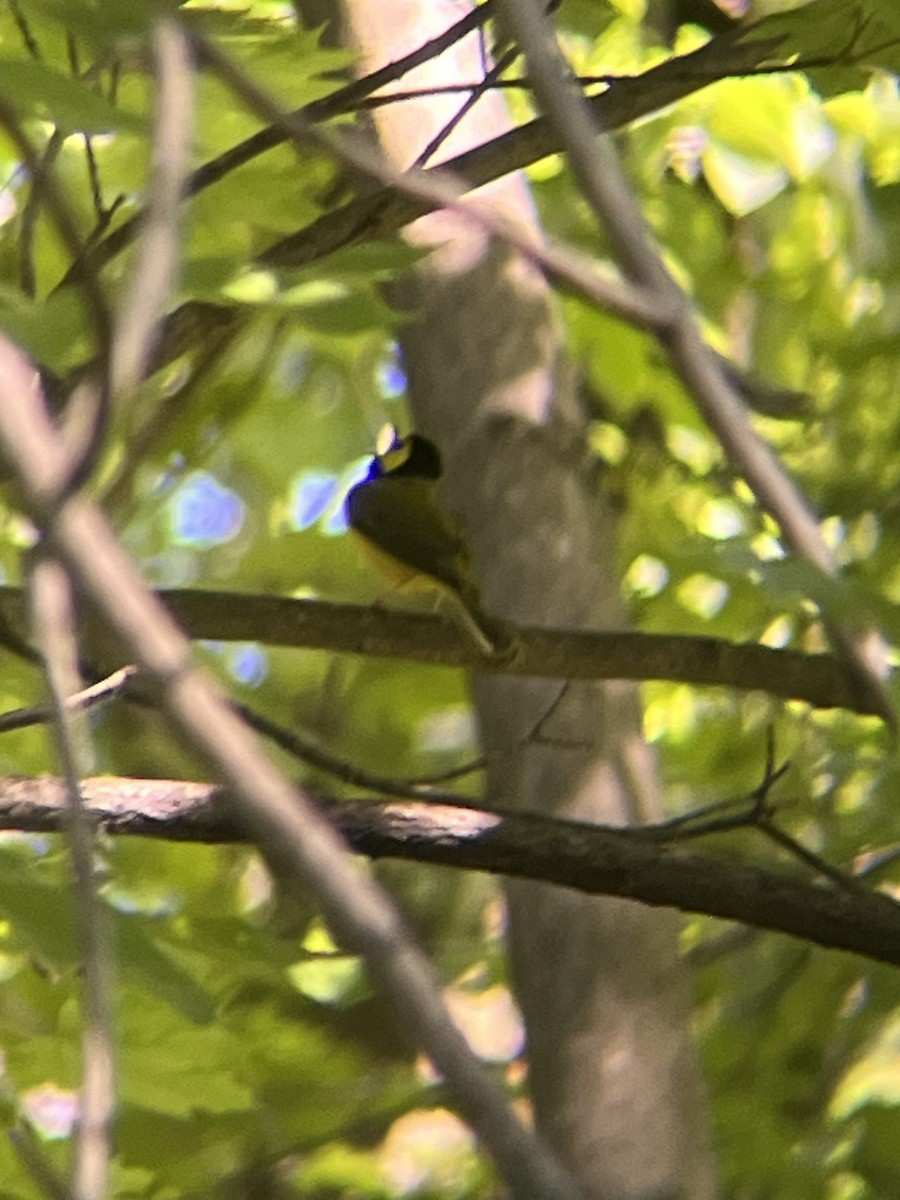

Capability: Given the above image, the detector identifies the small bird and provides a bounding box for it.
[345,426,505,656]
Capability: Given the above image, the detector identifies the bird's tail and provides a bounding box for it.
[443,580,515,661]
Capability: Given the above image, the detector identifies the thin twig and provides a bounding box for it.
[0,665,138,736]
[11,0,56,300]
[0,648,489,793]
[413,43,520,168]
[8,0,42,60]
[0,106,109,350]
[237,703,481,799]
[645,760,791,841]
[30,557,114,1200]
[18,127,64,298]
[63,34,108,229]
[0,668,491,800]
[639,740,861,891]
[0,100,112,497]
[756,819,863,893]
[82,134,106,223]
[110,20,192,403]
[361,78,531,105]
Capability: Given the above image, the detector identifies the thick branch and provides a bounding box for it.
[2,774,899,968]
[256,23,787,272]
[0,586,877,715]
[60,14,799,395]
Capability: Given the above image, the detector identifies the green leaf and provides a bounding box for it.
[0,58,145,133]
[117,986,253,1117]
[0,860,80,970]
[0,286,92,371]
[117,919,218,1025]
[739,0,900,85]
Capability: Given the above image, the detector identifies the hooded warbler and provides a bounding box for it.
[345,426,505,655]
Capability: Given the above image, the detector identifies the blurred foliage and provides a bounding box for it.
[0,0,896,1196]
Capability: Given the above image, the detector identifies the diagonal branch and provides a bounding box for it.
[65,0,503,285]
[0,334,580,1200]
[63,13,788,290]
[58,11,843,409]
[498,0,893,724]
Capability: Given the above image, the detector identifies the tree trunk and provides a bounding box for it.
[336,3,718,1195]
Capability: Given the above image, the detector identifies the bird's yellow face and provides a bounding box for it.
[370,424,442,481]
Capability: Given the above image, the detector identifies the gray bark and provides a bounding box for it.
[337,3,718,1195]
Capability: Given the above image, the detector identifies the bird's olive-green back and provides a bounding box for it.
[345,474,474,598]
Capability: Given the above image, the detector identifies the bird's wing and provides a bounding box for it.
[346,477,473,597]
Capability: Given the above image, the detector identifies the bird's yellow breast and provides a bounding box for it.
[351,529,438,593]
